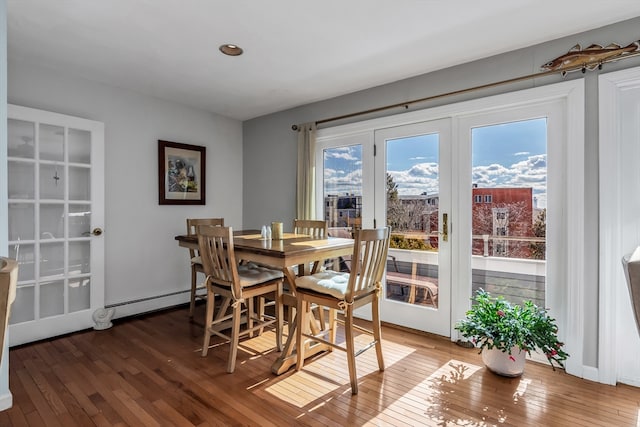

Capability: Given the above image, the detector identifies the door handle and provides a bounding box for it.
[82,227,103,237]
[441,213,448,242]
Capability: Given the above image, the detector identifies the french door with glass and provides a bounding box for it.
[316,80,581,346]
[315,120,451,336]
[316,112,557,338]
[374,120,452,336]
[7,104,105,346]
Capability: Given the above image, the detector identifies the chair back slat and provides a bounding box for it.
[186,218,224,260]
[196,225,242,298]
[347,227,390,300]
[293,219,328,238]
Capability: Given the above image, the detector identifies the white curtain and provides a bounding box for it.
[296,122,317,220]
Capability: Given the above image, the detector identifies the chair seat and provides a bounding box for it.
[295,270,350,299]
[191,255,202,265]
[238,263,284,287]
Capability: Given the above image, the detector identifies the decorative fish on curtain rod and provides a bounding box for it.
[541,40,640,76]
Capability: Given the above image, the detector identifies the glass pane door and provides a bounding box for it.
[375,120,451,336]
[322,144,363,240]
[7,105,105,346]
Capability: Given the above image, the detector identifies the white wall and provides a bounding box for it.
[243,17,640,378]
[7,59,243,317]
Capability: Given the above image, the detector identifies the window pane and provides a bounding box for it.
[41,204,65,239]
[10,243,35,282]
[69,204,92,238]
[8,161,35,199]
[68,128,91,164]
[69,166,90,200]
[39,124,64,162]
[40,164,64,199]
[10,285,35,324]
[8,119,35,159]
[40,241,65,279]
[323,145,362,237]
[69,241,90,275]
[9,203,35,241]
[40,280,65,318]
[384,134,440,307]
[471,118,547,306]
[69,277,90,312]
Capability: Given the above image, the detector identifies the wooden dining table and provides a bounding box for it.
[175,229,354,374]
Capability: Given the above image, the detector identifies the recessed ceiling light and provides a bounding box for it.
[219,44,243,56]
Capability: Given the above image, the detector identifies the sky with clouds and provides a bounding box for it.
[323,118,548,208]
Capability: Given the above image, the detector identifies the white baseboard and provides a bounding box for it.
[0,392,13,412]
[618,375,640,388]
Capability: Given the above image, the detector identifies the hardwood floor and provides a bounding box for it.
[2,303,640,426]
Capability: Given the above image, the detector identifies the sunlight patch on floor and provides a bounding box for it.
[198,327,282,356]
[265,334,415,407]
[429,359,483,383]
[513,377,530,402]
[418,359,534,426]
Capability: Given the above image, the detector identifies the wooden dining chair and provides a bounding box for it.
[293,219,329,274]
[294,227,391,394]
[293,219,328,238]
[197,225,284,373]
[186,218,224,318]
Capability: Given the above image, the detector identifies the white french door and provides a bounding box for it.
[374,120,452,336]
[316,80,583,350]
[7,105,105,346]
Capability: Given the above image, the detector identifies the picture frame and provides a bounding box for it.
[158,140,206,205]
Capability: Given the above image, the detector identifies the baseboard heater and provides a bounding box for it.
[93,289,190,330]
[105,289,189,308]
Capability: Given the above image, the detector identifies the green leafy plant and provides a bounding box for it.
[455,289,569,369]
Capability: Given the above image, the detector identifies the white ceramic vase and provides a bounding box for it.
[481,345,526,377]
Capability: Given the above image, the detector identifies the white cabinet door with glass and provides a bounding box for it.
[7,105,105,346]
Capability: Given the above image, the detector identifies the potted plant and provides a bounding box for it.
[455,289,569,377]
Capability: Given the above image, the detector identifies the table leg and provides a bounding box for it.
[271,307,332,374]
[271,269,331,375]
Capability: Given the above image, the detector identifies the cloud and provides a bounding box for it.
[388,162,440,195]
[394,155,548,207]
[324,168,362,194]
[323,151,549,208]
[323,168,339,178]
[324,146,360,161]
[514,151,530,156]
[471,154,548,207]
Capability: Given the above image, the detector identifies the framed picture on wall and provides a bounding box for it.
[158,140,206,205]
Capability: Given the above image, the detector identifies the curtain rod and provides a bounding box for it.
[291,50,640,131]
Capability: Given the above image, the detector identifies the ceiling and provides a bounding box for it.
[7,1,640,121]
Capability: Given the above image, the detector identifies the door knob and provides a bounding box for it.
[83,227,103,236]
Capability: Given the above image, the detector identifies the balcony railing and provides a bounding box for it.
[385,246,546,308]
